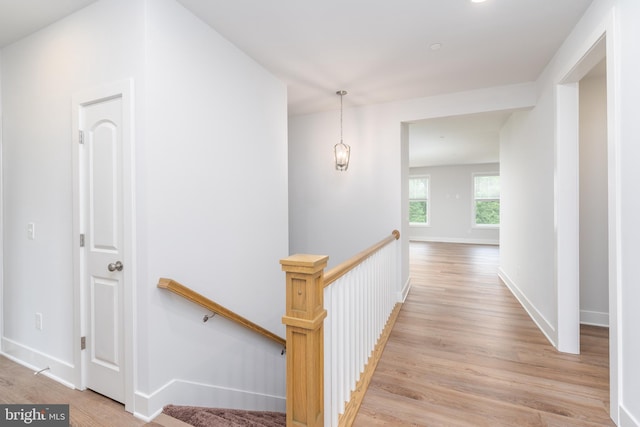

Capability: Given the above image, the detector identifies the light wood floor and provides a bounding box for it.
[0,242,613,426]
[0,356,153,426]
[354,241,614,427]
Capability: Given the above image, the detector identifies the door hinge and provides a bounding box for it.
[80,336,86,350]
[79,130,85,145]
[80,234,85,247]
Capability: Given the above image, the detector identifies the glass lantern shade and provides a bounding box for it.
[334,141,350,171]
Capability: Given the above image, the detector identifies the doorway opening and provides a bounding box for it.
[578,59,609,329]
[71,79,135,412]
[405,111,511,246]
[555,29,619,422]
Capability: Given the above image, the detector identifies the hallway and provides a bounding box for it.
[354,242,613,426]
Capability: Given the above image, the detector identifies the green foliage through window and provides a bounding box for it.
[409,176,429,224]
[474,175,500,226]
[410,201,427,223]
[475,200,500,225]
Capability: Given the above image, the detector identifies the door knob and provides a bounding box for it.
[108,261,124,272]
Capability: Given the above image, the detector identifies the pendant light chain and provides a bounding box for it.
[340,91,344,143]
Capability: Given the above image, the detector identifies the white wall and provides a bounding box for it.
[0,54,3,347]
[617,0,640,423]
[289,83,536,302]
[288,2,640,423]
[500,0,640,424]
[288,108,402,270]
[139,0,288,416]
[1,0,289,420]
[4,0,639,424]
[499,100,558,340]
[1,0,146,373]
[579,73,609,327]
[499,0,618,350]
[409,163,500,245]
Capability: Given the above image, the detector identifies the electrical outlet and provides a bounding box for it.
[35,313,43,330]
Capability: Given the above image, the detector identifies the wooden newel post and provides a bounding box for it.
[280,254,329,427]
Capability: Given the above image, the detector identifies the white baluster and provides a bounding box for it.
[321,233,401,425]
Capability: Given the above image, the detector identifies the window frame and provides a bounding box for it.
[472,172,500,229]
[409,174,430,227]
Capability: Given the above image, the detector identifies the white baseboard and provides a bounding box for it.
[497,269,557,347]
[2,337,285,422]
[409,236,499,245]
[134,378,286,421]
[1,337,76,389]
[580,310,609,327]
[620,404,640,427]
[399,277,411,302]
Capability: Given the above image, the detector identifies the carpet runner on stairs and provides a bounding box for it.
[162,405,286,427]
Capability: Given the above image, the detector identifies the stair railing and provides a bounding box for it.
[157,278,286,350]
[280,230,402,427]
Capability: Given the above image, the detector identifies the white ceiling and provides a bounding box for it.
[174,0,594,116]
[0,0,97,48]
[0,0,595,166]
[408,56,606,169]
[408,110,515,168]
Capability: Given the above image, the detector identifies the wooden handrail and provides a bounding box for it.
[158,278,286,348]
[323,229,400,288]
[280,229,401,426]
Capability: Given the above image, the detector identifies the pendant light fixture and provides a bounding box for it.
[334,90,350,171]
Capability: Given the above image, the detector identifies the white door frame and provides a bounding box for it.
[554,13,620,423]
[555,79,581,355]
[0,116,3,344]
[71,79,135,412]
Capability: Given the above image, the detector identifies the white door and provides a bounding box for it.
[80,95,125,402]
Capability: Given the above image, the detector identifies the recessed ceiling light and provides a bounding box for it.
[471,0,487,3]
[430,43,442,51]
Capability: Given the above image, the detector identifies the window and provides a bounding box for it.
[409,176,429,225]
[474,174,500,226]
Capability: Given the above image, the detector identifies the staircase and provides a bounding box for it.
[147,413,192,427]
[154,230,401,427]
[149,405,285,427]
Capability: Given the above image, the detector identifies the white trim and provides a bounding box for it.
[554,24,610,356]
[619,405,640,427]
[472,224,500,230]
[0,114,3,349]
[71,79,136,412]
[410,236,499,245]
[401,123,412,302]
[498,268,557,347]
[409,174,430,226]
[605,10,622,424]
[580,310,609,327]
[554,8,620,421]
[555,81,581,355]
[1,337,76,389]
[472,171,500,228]
[133,379,286,421]
[398,277,412,302]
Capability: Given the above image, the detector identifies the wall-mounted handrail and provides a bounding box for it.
[323,229,400,287]
[158,278,286,348]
